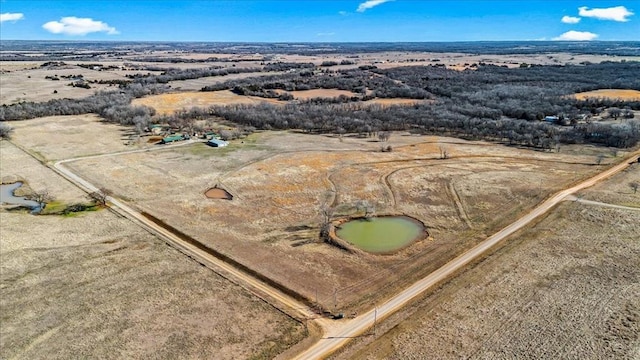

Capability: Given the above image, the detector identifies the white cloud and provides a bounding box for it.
[357,0,394,13]
[1,12,24,23]
[561,15,581,24]
[338,11,348,16]
[578,6,634,22]
[553,30,598,41]
[42,17,119,36]
[317,32,335,36]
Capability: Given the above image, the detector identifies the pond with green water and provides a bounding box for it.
[335,216,424,254]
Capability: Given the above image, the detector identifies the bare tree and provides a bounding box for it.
[88,188,112,206]
[0,122,14,139]
[354,200,369,216]
[30,190,54,209]
[364,203,376,219]
[630,181,639,194]
[439,146,449,159]
[378,131,391,142]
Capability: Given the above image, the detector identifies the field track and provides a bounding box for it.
[294,150,639,360]
[13,137,637,359]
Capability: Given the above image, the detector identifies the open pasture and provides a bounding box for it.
[55,126,614,312]
[131,90,283,114]
[340,166,640,360]
[573,89,640,101]
[0,140,304,359]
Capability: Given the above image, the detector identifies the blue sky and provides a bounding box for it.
[1,1,638,42]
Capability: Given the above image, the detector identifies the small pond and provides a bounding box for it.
[335,216,425,254]
[0,182,43,213]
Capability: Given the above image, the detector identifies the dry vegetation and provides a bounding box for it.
[573,89,640,101]
[0,140,305,359]
[3,47,639,358]
[131,90,282,115]
[44,121,619,313]
[7,114,154,161]
[338,166,639,359]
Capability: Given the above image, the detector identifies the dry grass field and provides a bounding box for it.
[577,161,640,208]
[131,90,283,115]
[36,121,619,313]
[7,114,155,161]
[337,163,640,359]
[0,62,133,105]
[0,140,305,359]
[573,89,640,101]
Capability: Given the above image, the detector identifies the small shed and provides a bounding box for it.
[207,139,229,147]
[544,116,559,123]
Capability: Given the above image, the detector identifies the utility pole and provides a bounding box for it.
[374,306,377,336]
[333,289,337,312]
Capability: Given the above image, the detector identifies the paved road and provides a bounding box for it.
[294,151,639,360]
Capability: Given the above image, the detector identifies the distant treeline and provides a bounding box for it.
[2,61,640,149]
[2,40,639,56]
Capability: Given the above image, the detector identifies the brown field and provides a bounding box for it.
[0,140,305,359]
[573,89,640,101]
[0,61,151,105]
[7,114,154,161]
[169,71,285,91]
[18,119,617,314]
[131,90,283,114]
[362,98,428,106]
[285,89,358,99]
[338,163,640,359]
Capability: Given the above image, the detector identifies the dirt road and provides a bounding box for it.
[48,140,638,360]
[294,151,639,360]
[51,148,320,323]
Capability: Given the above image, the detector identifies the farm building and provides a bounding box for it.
[161,134,187,144]
[207,139,229,147]
[544,116,559,123]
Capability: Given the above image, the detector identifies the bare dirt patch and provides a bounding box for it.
[205,187,233,200]
[573,89,640,101]
[132,90,282,115]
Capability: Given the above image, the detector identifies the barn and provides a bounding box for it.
[207,139,229,147]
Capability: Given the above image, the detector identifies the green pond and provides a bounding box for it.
[336,216,424,254]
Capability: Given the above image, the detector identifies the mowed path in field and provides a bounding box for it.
[28,129,639,358]
[294,150,640,360]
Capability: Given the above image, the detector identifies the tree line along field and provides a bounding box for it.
[2,43,640,358]
[7,112,627,314]
[3,57,639,150]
